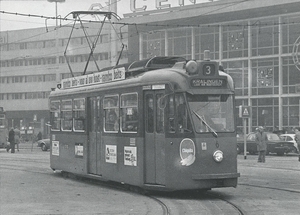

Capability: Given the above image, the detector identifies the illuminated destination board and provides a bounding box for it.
[191,78,227,88]
[61,67,126,89]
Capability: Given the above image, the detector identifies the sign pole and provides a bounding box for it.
[243,118,247,159]
[239,105,251,160]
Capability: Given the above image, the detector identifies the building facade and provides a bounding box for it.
[0,21,128,138]
[1,0,300,135]
[124,0,300,133]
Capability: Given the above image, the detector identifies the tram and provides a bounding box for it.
[0,107,8,148]
[49,51,240,191]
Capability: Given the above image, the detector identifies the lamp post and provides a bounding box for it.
[47,0,66,27]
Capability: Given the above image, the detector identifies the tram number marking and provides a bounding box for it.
[205,65,212,75]
[202,64,216,76]
[201,142,207,150]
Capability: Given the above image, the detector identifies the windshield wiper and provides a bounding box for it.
[192,110,218,138]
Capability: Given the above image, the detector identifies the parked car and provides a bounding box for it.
[280,134,298,153]
[37,139,50,151]
[237,132,295,156]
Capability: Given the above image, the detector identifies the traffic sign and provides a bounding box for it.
[239,106,251,118]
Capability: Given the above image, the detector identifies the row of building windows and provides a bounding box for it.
[0,74,56,84]
[142,16,300,60]
[0,50,128,68]
[0,92,50,100]
[236,97,300,132]
[0,52,110,68]
[0,34,110,52]
[0,73,86,85]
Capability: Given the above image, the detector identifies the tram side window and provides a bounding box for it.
[73,98,85,132]
[61,100,72,131]
[120,93,138,133]
[89,97,101,132]
[168,95,175,133]
[175,94,192,133]
[146,95,154,133]
[156,94,165,133]
[103,95,119,132]
[50,101,60,131]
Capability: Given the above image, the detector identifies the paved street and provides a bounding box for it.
[1,142,300,215]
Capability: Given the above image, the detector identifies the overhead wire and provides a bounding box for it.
[0,0,289,30]
[0,0,297,63]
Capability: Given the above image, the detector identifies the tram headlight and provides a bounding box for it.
[213,150,224,163]
[186,60,198,75]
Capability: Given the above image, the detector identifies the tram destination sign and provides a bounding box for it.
[61,67,126,89]
[191,77,227,88]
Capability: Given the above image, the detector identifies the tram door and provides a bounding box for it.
[88,97,102,175]
[144,91,166,185]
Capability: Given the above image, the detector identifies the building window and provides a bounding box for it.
[283,97,300,129]
[169,28,191,59]
[45,40,56,48]
[0,94,5,100]
[251,18,279,56]
[44,74,56,82]
[251,58,279,96]
[223,23,248,59]
[11,93,23,100]
[283,56,300,94]
[142,31,165,58]
[224,61,248,96]
[252,98,279,131]
[195,26,219,60]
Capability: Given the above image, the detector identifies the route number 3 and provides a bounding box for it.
[202,64,215,76]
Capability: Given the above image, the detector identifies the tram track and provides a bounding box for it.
[239,183,300,194]
[205,192,245,215]
[48,171,243,215]
[240,164,300,172]
[145,190,245,215]
[2,154,298,215]
[0,163,52,175]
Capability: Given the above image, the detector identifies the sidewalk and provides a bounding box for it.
[1,141,42,153]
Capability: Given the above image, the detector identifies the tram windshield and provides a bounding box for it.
[188,94,235,133]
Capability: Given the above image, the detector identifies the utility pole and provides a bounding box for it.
[47,0,66,27]
[110,0,118,66]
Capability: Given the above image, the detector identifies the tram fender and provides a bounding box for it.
[192,172,240,180]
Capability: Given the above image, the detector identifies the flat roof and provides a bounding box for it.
[124,0,300,32]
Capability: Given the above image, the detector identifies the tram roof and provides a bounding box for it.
[50,57,234,97]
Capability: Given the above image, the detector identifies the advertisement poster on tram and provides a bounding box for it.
[52,141,59,156]
[75,144,83,157]
[105,145,117,163]
[124,146,137,166]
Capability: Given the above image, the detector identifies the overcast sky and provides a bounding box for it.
[0,0,209,31]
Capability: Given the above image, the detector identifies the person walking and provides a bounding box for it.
[255,126,267,163]
[14,126,21,152]
[294,127,300,162]
[7,127,15,153]
[37,131,42,141]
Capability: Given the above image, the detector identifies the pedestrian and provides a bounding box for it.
[37,131,42,141]
[294,127,300,162]
[14,126,21,152]
[255,126,267,163]
[7,127,15,153]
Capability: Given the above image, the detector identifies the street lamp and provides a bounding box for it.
[47,0,66,27]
